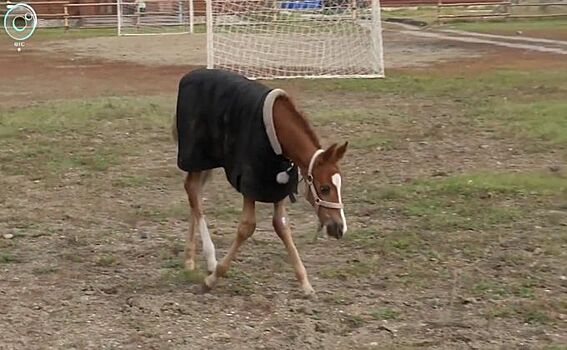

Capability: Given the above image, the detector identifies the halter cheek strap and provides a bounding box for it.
[305,149,344,210]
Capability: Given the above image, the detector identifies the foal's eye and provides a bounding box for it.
[320,185,331,195]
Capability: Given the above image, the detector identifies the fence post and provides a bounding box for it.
[352,0,357,20]
[64,4,69,31]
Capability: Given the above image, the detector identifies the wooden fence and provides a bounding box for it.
[1,0,566,29]
[437,0,567,23]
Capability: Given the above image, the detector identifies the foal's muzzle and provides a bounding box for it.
[325,221,344,239]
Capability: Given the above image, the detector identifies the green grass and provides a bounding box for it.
[482,99,567,147]
[320,259,378,280]
[308,108,386,124]
[369,307,399,320]
[112,175,152,188]
[486,301,560,325]
[358,170,565,233]
[211,206,241,221]
[447,18,567,34]
[164,269,205,285]
[382,6,440,23]
[350,136,395,150]
[0,251,19,263]
[32,266,58,275]
[302,68,567,100]
[14,24,206,42]
[27,27,118,41]
[0,97,171,138]
[371,170,566,202]
[135,202,187,223]
[162,258,184,269]
[0,97,172,178]
[341,314,366,329]
[96,254,119,267]
[544,345,567,350]
[297,68,567,149]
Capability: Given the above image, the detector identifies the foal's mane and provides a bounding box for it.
[278,94,322,149]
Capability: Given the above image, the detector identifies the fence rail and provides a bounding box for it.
[1,0,566,30]
[436,0,567,22]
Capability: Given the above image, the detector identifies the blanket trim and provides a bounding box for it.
[262,88,288,155]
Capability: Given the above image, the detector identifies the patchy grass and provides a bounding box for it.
[299,67,567,150]
[481,99,567,148]
[162,258,184,269]
[301,68,567,100]
[0,251,19,264]
[359,170,564,233]
[112,175,152,188]
[165,269,205,284]
[367,170,566,203]
[212,205,241,221]
[96,255,120,267]
[0,97,171,137]
[382,6,439,23]
[486,301,560,325]
[225,268,256,295]
[135,202,187,223]
[350,136,395,150]
[341,314,366,329]
[32,266,58,275]
[20,25,206,42]
[369,307,400,321]
[0,97,173,179]
[320,259,378,280]
[26,28,119,42]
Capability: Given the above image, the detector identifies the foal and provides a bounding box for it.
[172,68,348,295]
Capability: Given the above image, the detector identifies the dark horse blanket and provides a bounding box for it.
[175,68,298,203]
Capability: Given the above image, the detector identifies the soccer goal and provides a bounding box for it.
[206,0,384,79]
[117,0,196,36]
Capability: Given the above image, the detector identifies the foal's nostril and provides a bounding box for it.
[326,222,344,239]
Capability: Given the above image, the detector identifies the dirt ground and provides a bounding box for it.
[1,26,566,349]
[35,31,483,70]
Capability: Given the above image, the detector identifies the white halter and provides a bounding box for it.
[304,149,344,210]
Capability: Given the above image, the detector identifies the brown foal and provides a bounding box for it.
[176,94,348,295]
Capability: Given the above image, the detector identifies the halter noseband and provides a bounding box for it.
[304,149,344,210]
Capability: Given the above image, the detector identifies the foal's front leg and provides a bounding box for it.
[273,200,315,295]
[203,197,256,290]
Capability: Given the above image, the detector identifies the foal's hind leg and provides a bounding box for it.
[273,200,315,295]
[184,171,217,273]
[203,197,256,290]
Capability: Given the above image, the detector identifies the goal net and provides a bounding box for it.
[206,0,384,79]
[117,0,196,36]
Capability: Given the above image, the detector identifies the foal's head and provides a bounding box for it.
[303,142,348,239]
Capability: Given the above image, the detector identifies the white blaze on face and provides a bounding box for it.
[331,173,347,235]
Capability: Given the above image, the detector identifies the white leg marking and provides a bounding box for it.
[199,216,217,272]
[331,173,347,235]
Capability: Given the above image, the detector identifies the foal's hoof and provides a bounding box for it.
[198,283,212,295]
[302,286,317,299]
[202,274,217,292]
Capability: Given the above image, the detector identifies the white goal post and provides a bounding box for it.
[205,0,384,79]
[117,0,195,36]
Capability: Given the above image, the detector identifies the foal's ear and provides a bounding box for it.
[334,141,348,161]
[321,143,338,162]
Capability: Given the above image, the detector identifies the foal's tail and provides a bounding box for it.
[171,114,178,143]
